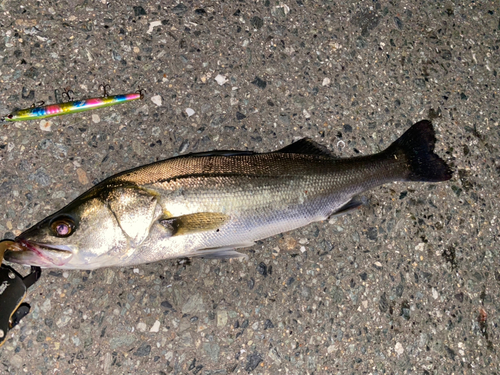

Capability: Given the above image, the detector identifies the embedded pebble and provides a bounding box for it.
[41,299,51,313]
[415,242,425,251]
[104,269,115,284]
[217,311,228,327]
[56,315,71,328]
[151,95,162,106]
[432,288,439,299]
[39,119,52,131]
[395,342,404,355]
[110,335,136,349]
[245,352,263,372]
[149,320,161,333]
[215,74,228,86]
[137,322,147,332]
[182,294,205,314]
[103,353,112,374]
[203,342,220,362]
[76,168,89,185]
[9,354,23,368]
[185,108,195,117]
[147,20,162,34]
[133,343,151,357]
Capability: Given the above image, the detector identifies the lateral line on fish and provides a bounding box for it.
[122,172,281,185]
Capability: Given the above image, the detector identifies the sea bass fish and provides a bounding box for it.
[4,120,451,270]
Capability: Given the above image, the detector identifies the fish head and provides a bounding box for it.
[5,195,132,269]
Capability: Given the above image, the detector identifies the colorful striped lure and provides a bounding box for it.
[3,89,144,122]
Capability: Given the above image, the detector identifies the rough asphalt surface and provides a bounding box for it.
[0,1,498,374]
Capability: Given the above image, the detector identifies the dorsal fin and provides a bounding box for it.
[188,150,256,158]
[274,138,334,157]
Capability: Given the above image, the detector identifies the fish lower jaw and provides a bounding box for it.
[4,240,73,268]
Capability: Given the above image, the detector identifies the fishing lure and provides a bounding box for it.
[2,86,144,122]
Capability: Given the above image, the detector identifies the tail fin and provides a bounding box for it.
[385,120,452,182]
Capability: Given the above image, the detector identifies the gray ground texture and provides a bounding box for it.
[0,1,498,374]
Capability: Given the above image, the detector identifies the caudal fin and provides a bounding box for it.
[385,120,452,182]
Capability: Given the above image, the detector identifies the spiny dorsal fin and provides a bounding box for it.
[274,138,334,157]
[188,150,256,158]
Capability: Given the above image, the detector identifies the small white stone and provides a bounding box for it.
[63,272,69,278]
[137,322,147,332]
[151,95,162,107]
[415,242,425,251]
[300,246,306,253]
[185,108,195,117]
[303,109,311,119]
[150,320,161,333]
[280,4,290,15]
[215,74,228,86]
[39,119,52,132]
[395,342,404,355]
[133,268,140,274]
[322,77,331,86]
[432,288,439,299]
[147,21,162,34]
[92,114,100,123]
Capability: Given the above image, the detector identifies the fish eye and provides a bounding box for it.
[50,216,76,237]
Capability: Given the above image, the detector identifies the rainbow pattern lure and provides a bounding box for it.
[2,87,144,122]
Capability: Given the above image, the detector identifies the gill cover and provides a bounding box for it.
[106,188,159,246]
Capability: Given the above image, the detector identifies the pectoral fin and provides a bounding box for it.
[159,212,229,236]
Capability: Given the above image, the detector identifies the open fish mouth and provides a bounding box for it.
[4,239,73,268]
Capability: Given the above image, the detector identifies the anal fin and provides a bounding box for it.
[188,242,255,260]
[194,250,248,260]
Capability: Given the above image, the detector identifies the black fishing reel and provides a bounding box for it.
[0,240,41,347]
